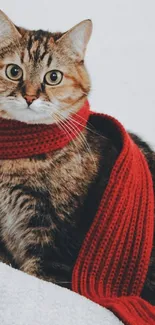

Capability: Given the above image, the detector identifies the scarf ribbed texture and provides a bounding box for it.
[0,101,90,159]
[72,111,155,325]
[0,101,155,324]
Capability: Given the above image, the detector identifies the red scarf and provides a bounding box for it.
[0,101,155,324]
[0,101,90,159]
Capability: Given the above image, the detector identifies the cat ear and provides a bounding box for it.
[56,20,92,61]
[0,10,21,47]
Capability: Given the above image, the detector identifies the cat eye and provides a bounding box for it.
[44,70,63,86]
[6,64,23,81]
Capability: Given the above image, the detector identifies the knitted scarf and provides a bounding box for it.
[0,102,90,159]
[0,101,155,324]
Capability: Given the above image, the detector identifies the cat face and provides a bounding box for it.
[0,10,92,124]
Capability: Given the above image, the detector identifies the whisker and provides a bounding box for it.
[60,122,83,165]
[57,111,97,168]
[50,99,106,140]
[56,118,85,166]
[68,120,97,169]
[50,113,82,166]
[41,105,97,169]
[69,110,107,140]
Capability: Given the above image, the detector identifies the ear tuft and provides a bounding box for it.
[57,19,93,60]
[0,10,21,47]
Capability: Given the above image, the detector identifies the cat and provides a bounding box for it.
[0,10,154,305]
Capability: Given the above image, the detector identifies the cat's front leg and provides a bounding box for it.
[0,184,55,278]
[0,239,13,266]
[19,255,40,276]
[18,227,54,278]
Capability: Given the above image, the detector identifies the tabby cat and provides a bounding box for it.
[0,10,154,304]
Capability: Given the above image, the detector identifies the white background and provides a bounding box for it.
[1,0,155,147]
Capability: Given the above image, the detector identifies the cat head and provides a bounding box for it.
[0,10,92,124]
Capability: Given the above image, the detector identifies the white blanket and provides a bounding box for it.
[0,262,124,325]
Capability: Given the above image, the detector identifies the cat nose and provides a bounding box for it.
[24,94,37,106]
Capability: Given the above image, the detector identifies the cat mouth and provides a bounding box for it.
[0,105,53,124]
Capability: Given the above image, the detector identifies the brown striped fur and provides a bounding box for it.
[0,10,154,305]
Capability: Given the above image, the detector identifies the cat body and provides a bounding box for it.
[0,10,154,304]
[0,129,116,282]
